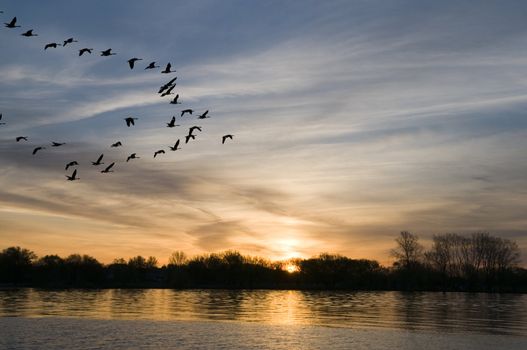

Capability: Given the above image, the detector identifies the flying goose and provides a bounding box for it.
[126,153,139,162]
[51,142,66,147]
[101,162,115,173]
[65,161,79,170]
[21,29,37,37]
[79,48,93,56]
[181,109,193,117]
[160,85,175,97]
[111,141,122,147]
[32,146,45,155]
[166,116,179,128]
[124,117,137,127]
[63,37,78,46]
[169,140,181,151]
[127,57,143,69]
[197,110,210,119]
[161,62,175,74]
[145,61,159,70]
[169,94,181,105]
[16,136,28,142]
[188,126,202,135]
[222,134,234,144]
[5,17,20,28]
[154,150,165,158]
[92,154,104,166]
[66,169,79,181]
[44,43,61,50]
[158,77,177,93]
[101,48,116,56]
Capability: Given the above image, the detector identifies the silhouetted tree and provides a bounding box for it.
[391,231,423,269]
[33,255,65,286]
[63,254,104,286]
[168,251,187,266]
[0,234,524,291]
[0,246,37,284]
[425,232,521,291]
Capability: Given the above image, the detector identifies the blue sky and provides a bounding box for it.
[0,0,526,263]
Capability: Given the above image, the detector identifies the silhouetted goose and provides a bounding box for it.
[111,141,122,147]
[126,153,139,162]
[5,17,20,28]
[222,134,234,144]
[66,169,79,181]
[127,57,143,69]
[65,161,78,170]
[161,62,175,74]
[91,154,104,166]
[159,79,177,94]
[63,38,78,46]
[169,94,181,105]
[21,29,37,37]
[79,48,93,56]
[0,113,4,125]
[188,126,202,135]
[44,43,61,50]
[158,85,169,94]
[145,61,159,70]
[197,110,210,119]
[169,140,181,151]
[16,136,28,142]
[160,85,175,97]
[101,48,116,56]
[32,146,45,155]
[166,116,179,128]
[101,162,115,173]
[185,134,195,144]
[124,117,137,127]
[154,150,165,158]
[51,142,66,147]
[181,109,193,117]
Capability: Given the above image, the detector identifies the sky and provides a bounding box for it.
[0,0,526,265]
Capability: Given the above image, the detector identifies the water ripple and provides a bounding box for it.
[0,289,525,336]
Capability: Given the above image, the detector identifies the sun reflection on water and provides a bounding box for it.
[1,289,526,335]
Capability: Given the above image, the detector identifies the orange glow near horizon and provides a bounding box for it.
[284,263,300,273]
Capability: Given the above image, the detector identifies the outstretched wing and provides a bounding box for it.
[105,162,115,171]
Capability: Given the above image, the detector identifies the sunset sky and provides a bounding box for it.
[1,1,526,265]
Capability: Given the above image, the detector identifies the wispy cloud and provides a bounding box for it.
[1,1,527,263]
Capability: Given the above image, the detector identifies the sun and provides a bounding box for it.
[284,263,299,273]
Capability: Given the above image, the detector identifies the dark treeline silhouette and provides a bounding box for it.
[0,232,525,292]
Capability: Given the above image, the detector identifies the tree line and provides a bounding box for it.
[0,232,525,292]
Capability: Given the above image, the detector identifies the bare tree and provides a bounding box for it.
[168,251,187,266]
[425,232,521,279]
[391,231,423,268]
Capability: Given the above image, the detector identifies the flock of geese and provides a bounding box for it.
[1,14,235,181]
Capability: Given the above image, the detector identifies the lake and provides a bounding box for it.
[1,289,526,349]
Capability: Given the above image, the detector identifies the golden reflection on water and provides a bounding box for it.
[0,289,526,335]
[267,290,307,326]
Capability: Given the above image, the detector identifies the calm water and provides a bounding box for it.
[1,289,526,349]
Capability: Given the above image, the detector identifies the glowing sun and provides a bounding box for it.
[284,264,299,273]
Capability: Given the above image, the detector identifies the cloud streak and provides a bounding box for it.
[1,1,527,263]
